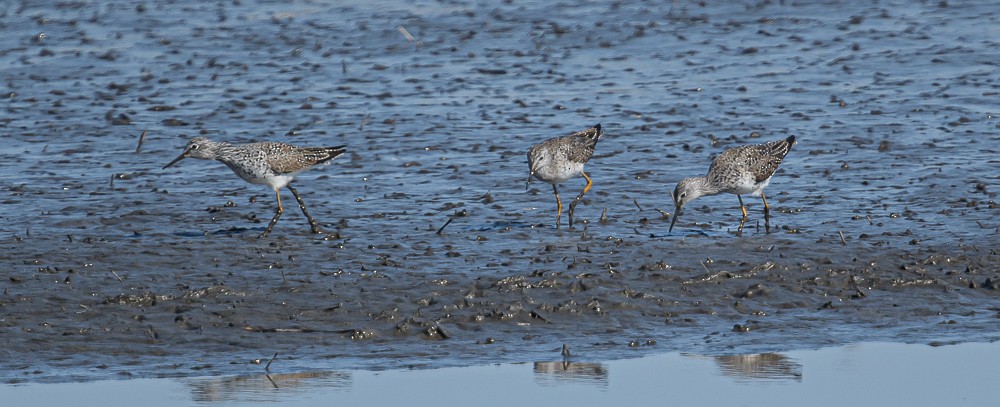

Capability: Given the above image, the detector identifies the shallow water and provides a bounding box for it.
[3,342,999,406]
[1,0,999,383]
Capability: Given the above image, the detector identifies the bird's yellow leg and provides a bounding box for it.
[568,172,592,229]
[288,185,324,234]
[579,171,593,196]
[737,194,748,221]
[761,192,773,234]
[552,184,562,228]
[261,189,285,238]
[760,192,770,219]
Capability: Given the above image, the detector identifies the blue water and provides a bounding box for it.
[0,0,998,384]
[3,342,998,406]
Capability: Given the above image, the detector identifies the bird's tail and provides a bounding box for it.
[304,145,347,164]
[584,123,603,145]
[767,136,795,160]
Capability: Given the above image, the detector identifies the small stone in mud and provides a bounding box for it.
[878,140,891,152]
[162,118,188,126]
[350,329,376,340]
[732,324,750,332]
[424,325,450,339]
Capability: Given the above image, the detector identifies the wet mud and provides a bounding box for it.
[1,0,998,383]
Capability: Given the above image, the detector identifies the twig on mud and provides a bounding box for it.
[280,269,286,284]
[436,217,453,235]
[359,113,371,130]
[654,208,670,220]
[700,260,710,274]
[633,198,643,212]
[848,275,866,298]
[397,26,415,42]
[838,231,847,245]
[600,208,608,223]
[265,352,278,372]
[865,214,874,225]
[110,270,124,282]
[135,130,147,153]
[244,326,314,333]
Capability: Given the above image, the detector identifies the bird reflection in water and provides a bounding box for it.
[186,371,352,403]
[532,361,609,388]
[711,353,802,382]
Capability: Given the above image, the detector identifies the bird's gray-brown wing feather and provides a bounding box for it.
[706,137,794,183]
[563,127,601,164]
[265,143,346,174]
[745,138,794,182]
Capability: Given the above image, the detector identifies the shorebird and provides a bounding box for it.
[526,123,603,228]
[669,135,795,234]
[163,137,346,238]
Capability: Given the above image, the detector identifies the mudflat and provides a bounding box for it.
[1,0,997,382]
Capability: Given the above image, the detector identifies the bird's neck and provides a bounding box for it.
[203,141,233,160]
[689,176,722,199]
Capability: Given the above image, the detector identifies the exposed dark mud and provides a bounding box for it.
[1,0,998,383]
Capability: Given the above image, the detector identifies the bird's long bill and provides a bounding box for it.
[163,149,189,169]
[525,171,533,191]
[668,188,680,233]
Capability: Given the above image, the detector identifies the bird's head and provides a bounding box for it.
[669,177,703,233]
[164,137,215,169]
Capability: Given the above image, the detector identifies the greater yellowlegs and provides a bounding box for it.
[164,137,346,238]
[669,135,795,234]
[526,123,603,228]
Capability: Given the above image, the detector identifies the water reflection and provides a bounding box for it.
[708,353,802,382]
[533,361,609,388]
[185,371,351,403]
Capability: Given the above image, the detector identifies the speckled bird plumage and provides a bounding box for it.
[164,137,346,237]
[670,135,795,233]
[526,123,603,228]
[527,124,602,185]
[166,137,344,189]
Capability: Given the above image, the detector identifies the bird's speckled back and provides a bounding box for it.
[708,135,795,184]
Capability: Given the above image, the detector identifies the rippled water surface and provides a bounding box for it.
[1,0,998,382]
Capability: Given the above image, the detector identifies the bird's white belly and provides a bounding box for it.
[229,163,297,190]
[729,176,770,196]
[533,160,584,185]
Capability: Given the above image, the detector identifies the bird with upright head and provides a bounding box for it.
[669,135,796,234]
[526,123,603,229]
[163,137,346,238]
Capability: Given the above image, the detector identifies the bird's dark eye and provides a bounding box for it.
[680,192,686,199]
[191,144,200,150]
